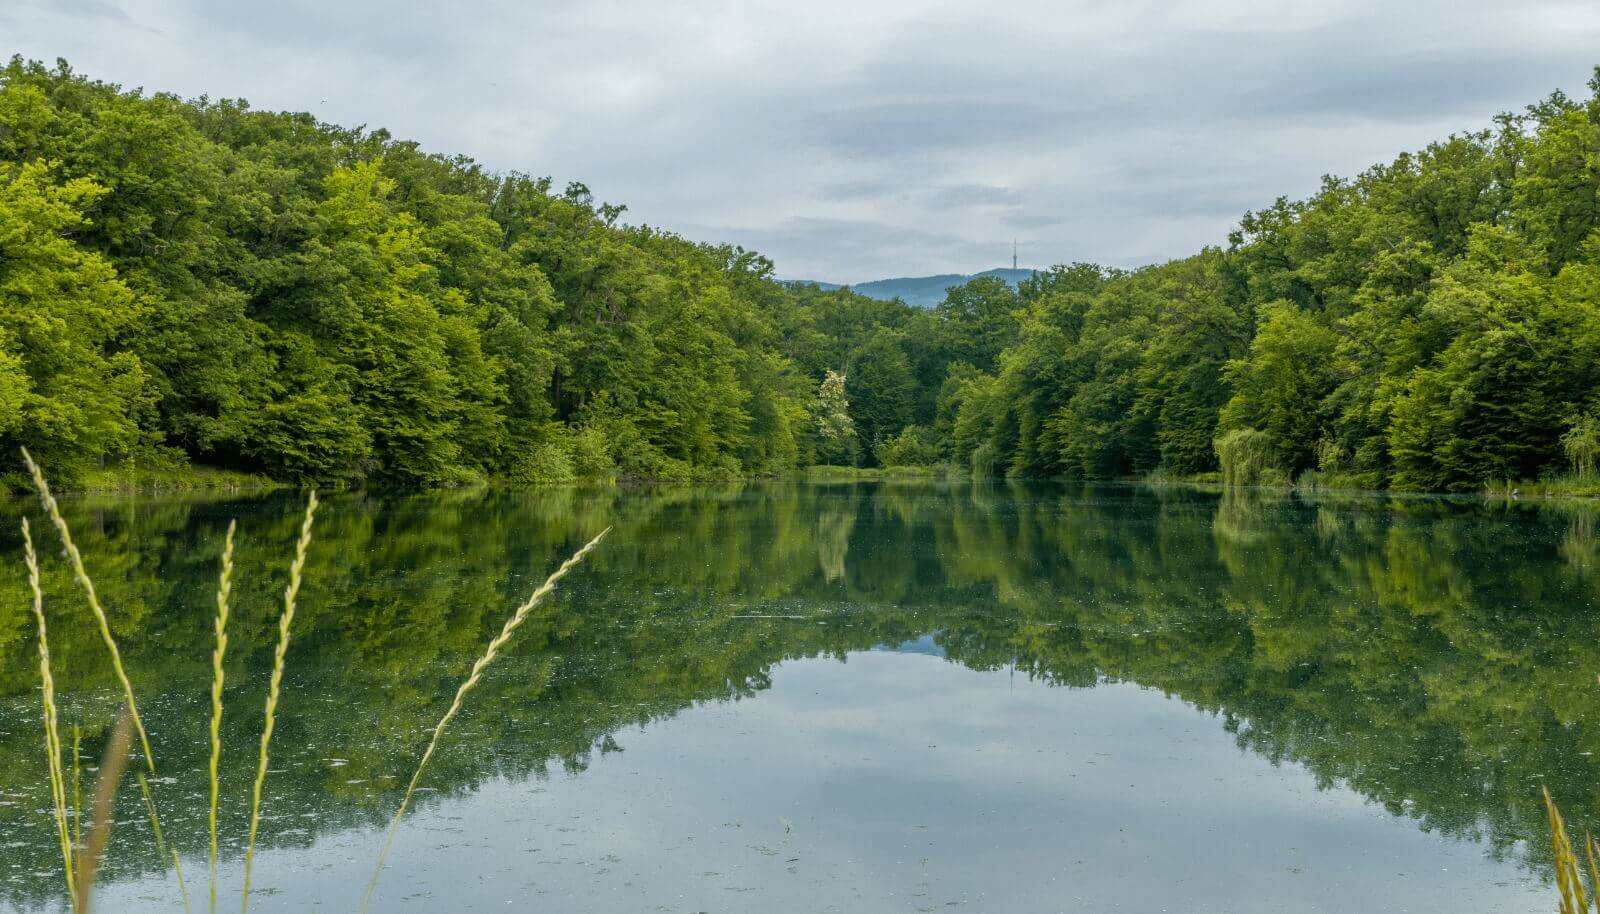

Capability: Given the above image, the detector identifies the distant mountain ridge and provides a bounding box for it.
[787,267,1037,308]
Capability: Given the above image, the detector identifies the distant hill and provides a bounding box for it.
[787,268,1037,308]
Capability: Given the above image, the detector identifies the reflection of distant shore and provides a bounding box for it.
[2,481,1598,906]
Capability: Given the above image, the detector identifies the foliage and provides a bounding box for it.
[0,59,853,488]
[812,370,858,466]
[843,334,914,463]
[1563,414,1600,480]
[1215,428,1280,487]
[0,162,150,481]
[943,69,1600,491]
[11,57,1600,493]
[873,425,941,468]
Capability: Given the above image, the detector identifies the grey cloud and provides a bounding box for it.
[687,216,1012,284]
[818,179,908,202]
[3,0,152,33]
[918,183,1024,208]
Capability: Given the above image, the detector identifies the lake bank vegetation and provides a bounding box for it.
[6,60,1600,495]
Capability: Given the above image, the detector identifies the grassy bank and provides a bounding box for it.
[1133,466,1600,504]
[806,464,961,481]
[48,458,1600,507]
[76,464,284,496]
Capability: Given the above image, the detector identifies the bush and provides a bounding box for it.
[508,429,575,485]
[611,442,695,485]
[875,425,942,468]
[1563,413,1600,480]
[970,441,1000,477]
[569,425,616,481]
[1215,428,1280,487]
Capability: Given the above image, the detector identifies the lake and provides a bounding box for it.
[1,480,1595,912]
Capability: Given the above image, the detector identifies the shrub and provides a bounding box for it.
[1215,428,1280,487]
[970,441,1000,477]
[568,426,615,481]
[875,425,942,468]
[510,439,574,485]
[1563,413,1600,480]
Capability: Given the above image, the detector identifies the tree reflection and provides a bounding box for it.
[1,481,1597,904]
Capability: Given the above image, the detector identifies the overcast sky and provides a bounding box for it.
[7,0,1600,282]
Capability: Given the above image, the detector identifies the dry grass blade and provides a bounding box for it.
[76,709,134,914]
[24,518,77,912]
[21,447,156,774]
[240,493,318,914]
[208,520,237,914]
[359,527,610,914]
[1546,786,1590,914]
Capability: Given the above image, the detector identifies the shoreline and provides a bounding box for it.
[23,460,1600,508]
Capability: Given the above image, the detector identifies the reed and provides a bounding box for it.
[208,520,237,914]
[21,448,158,774]
[358,526,611,913]
[240,492,318,914]
[75,710,134,914]
[24,518,77,912]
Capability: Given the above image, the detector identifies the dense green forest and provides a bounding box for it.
[5,59,1600,491]
[0,58,895,488]
[934,69,1600,491]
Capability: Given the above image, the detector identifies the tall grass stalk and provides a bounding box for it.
[75,709,133,914]
[24,449,191,910]
[1546,787,1594,913]
[240,493,318,914]
[21,448,156,773]
[358,527,610,913]
[208,520,236,914]
[24,518,77,912]
[71,726,81,852]
[136,771,191,914]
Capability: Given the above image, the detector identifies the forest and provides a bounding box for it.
[5,58,1600,491]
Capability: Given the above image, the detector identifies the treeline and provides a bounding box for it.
[0,58,935,488]
[8,60,1600,492]
[822,68,1600,491]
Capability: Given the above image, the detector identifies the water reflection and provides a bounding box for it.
[0,481,1595,911]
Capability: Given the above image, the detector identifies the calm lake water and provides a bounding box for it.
[2,480,1597,912]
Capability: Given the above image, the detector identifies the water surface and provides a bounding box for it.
[2,481,1596,912]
